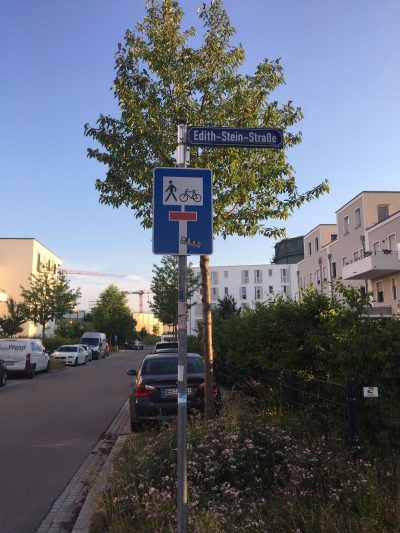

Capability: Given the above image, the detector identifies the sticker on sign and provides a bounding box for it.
[363,387,379,398]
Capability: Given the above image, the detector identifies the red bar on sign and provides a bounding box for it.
[169,212,197,221]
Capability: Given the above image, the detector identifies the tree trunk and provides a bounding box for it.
[41,322,46,341]
[200,255,214,420]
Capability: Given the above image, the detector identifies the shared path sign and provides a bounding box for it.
[153,167,213,256]
[187,126,283,149]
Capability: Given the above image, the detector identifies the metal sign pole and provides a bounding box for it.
[177,123,188,533]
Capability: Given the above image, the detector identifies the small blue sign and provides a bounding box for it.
[153,167,213,255]
[187,126,283,149]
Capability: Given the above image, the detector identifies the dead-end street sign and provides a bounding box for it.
[187,126,283,149]
[153,167,213,255]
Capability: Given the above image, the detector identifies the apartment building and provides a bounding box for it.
[297,192,400,315]
[0,238,62,336]
[188,263,297,335]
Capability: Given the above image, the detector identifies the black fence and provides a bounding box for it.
[248,370,400,446]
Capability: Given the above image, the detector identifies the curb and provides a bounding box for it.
[36,400,131,533]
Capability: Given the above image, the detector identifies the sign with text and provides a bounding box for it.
[363,387,379,398]
[187,126,283,149]
[153,167,213,255]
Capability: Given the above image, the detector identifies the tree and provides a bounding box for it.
[20,265,81,340]
[215,294,241,319]
[150,256,200,332]
[0,298,26,338]
[91,285,136,344]
[84,0,328,416]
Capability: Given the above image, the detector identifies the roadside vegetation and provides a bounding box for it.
[91,394,399,533]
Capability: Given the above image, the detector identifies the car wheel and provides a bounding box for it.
[74,358,78,366]
[27,365,36,379]
[45,361,50,373]
[0,371,7,387]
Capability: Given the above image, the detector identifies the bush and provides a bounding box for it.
[44,336,80,354]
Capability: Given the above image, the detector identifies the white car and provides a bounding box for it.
[79,344,93,362]
[51,345,88,366]
[0,339,49,378]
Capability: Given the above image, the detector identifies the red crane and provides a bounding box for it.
[123,290,151,313]
[58,268,126,278]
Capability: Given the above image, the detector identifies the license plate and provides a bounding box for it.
[162,387,192,397]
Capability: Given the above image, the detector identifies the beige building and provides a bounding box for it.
[132,312,165,335]
[0,238,62,336]
[298,192,400,316]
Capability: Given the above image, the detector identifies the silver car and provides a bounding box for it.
[51,345,89,366]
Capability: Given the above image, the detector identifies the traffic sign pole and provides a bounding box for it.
[177,123,188,533]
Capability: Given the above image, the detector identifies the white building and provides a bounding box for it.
[188,263,298,335]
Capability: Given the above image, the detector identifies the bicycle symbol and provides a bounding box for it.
[179,189,202,203]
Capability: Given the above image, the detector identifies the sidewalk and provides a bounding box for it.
[37,400,131,533]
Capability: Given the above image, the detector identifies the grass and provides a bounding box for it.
[90,394,400,532]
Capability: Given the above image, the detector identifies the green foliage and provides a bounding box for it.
[150,256,200,329]
[215,294,241,319]
[0,298,26,337]
[85,0,328,240]
[91,285,137,344]
[44,335,81,354]
[55,319,93,339]
[20,265,81,340]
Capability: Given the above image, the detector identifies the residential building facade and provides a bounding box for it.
[0,238,62,336]
[188,263,298,335]
[297,191,400,316]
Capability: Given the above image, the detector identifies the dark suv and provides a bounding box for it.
[127,352,220,431]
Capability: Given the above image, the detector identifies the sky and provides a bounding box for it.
[1,0,400,312]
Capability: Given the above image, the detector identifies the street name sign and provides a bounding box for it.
[187,126,283,149]
[153,167,213,255]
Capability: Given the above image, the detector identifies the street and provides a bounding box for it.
[0,349,149,533]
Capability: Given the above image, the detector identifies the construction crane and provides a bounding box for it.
[58,268,126,278]
[123,290,151,313]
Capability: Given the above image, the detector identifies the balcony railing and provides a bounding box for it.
[342,250,400,281]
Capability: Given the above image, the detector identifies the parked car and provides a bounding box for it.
[0,359,7,386]
[152,341,178,353]
[80,332,107,359]
[127,352,220,431]
[51,345,88,366]
[125,340,144,350]
[0,338,49,378]
[76,344,92,362]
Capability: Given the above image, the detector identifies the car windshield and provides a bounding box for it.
[142,357,203,375]
[155,342,178,350]
[81,338,99,346]
[58,346,77,352]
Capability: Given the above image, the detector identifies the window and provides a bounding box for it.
[224,287,229,296]
[344,216,349,235]
[211,287,219,300]
[315,237,319,251]
[372,241,380,254]
[242,303,249,309]
[195,303,203,318]
[378,204,389,222]
[254,286,262,300]
[268,286,273,294]
[376,281,384,303]
[241,270,249,284]
[224,270,228,279]
[240,287,247,300]
[210,271,219,285]
[331,262,337,278]
[254,269,263,283]
[37,253,41,271]
[323,266,327,281]
[353,251,359,261]
[354,208,361,228]
[331,234,337,241]
[316,270,321,284]
[392,278,397,300]
[281,285,288,295]
[53,264,57,274]
[342,257,347,267]
[268,269,273,277]
[388,234,396,252]
[308,242,312,255]
[280,268,288,283]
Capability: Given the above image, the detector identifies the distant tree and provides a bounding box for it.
[55,319,92,340]
[150,257,200,333]
[215,295,241,319]
[20,266,81,340]
[139,327,148,337]
[0,298,27,338]
[91,285,136,344]
[152,323,160,336]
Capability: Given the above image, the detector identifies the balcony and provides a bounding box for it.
[342,251,400,281]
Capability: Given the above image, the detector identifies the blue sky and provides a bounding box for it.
[1,0,399,310]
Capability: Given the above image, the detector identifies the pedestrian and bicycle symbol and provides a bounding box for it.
[153,167,212,255]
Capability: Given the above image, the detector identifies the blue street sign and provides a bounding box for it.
[187,126,283,149]
[153,167,213,255]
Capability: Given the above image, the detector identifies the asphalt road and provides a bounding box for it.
[0,348,149,533]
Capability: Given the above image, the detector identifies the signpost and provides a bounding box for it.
[152,123,283,533]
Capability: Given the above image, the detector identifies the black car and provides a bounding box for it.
[127,352,220,431]
[0,359,7,387]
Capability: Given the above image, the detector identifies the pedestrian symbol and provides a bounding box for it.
[165,180,178,202]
